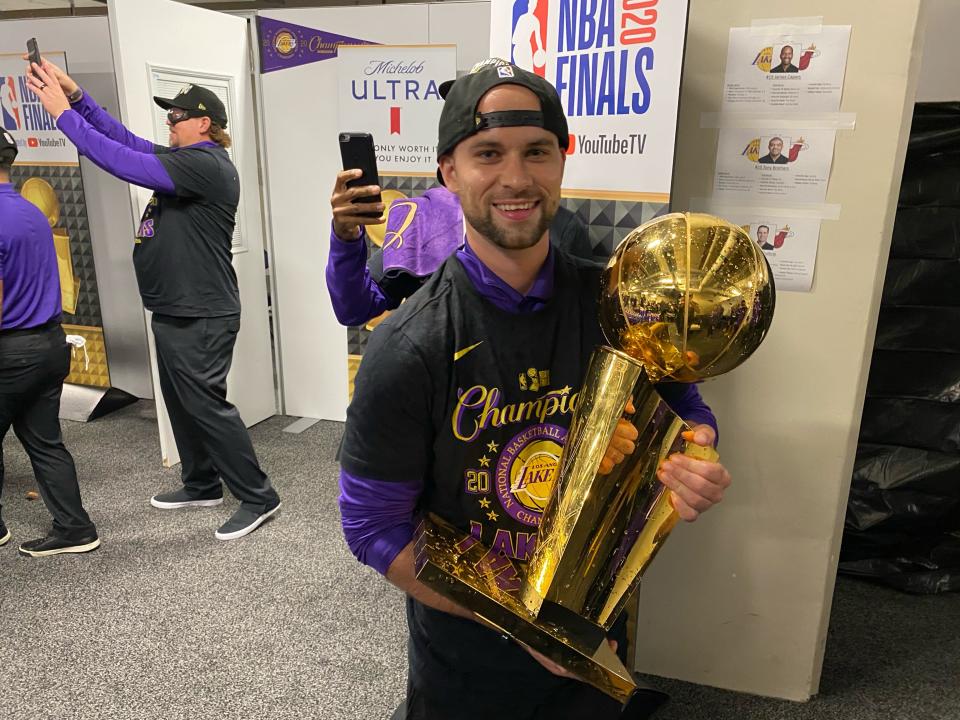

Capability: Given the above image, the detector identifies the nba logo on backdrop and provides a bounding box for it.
[511,0,548,77]
[1,76,22,131]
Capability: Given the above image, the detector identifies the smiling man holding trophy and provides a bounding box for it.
[338,59,773,720]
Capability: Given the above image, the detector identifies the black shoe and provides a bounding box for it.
[622,680,670,719]
[0,522,10,547]
[18,533,101,558]
[214,501,282,541]
[150,488,223,509]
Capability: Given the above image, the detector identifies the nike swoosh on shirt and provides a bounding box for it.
[453,341,484,361]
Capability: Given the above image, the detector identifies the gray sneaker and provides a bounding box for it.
[150,488,223,509]
[214,502,282,541]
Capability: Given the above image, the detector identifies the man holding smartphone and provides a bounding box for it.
[327,183,597,326]
[338,61,732,719]
[0,130,99,557]
[26,58,281,541]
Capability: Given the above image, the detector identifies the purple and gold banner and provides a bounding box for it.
[255,16,378,74]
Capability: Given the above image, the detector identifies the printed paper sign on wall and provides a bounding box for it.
[714,128,837,204]
[723,26,852,112]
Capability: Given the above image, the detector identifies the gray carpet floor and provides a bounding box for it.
[0,401,957,720]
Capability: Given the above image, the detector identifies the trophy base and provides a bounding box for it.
[414,514,637,705]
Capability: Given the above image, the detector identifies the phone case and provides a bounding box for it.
[339,132,382,218]
[27,38,41,66]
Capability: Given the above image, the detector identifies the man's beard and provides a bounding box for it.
[462,198,555,251]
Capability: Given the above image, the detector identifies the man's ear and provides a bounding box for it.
[438,154,458,192]
[197,116,212,134]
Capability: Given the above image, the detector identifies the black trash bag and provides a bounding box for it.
[882,259,960,307]
[847,445,960,533]
[875,307,960,353]
[866,350,960,401]
[858,398,960,454]
[904,102,960,154]
[842,102,960,593]
[838,532,960,594]
[890,206,960,260]
[853,444,960,494]
[897,152,960,207]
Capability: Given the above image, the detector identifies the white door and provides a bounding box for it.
[107,0,275,466]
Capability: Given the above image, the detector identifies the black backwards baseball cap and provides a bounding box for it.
[0,129,18,161]
[436,58,569,183]
[153,84,228,129]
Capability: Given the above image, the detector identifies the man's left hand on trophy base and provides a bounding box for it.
[522,639,619,680]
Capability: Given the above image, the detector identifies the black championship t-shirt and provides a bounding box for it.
[133,144,241,317]
[341,251,618,707]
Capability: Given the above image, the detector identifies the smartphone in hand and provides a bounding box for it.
[26,38,41,79]
[339,132,383,219]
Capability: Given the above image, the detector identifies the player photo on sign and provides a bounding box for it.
[713,128,837,204]
[738,216,822,292]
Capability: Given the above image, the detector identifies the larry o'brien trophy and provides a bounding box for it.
[415,213,775,703]
[20,177,81,314]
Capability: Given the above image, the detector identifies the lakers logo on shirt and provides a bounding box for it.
[136,195,159,241]
[495,423,566,527]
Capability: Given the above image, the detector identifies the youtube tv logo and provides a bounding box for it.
[27,137,38,147]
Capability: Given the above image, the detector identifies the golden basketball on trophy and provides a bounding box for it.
[416,212,776,703]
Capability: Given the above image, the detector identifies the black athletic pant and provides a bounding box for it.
[403,600,640,720]
[0,323,95,540]
[151,313,278,512]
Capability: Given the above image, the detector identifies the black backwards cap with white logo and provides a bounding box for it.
[153,84,228,129]
[436,58,569,179]
[0,129,18,160]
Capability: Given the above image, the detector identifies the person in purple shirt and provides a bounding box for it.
[337,62,732,720]
[326,184,599,326]
[0,130,98,557]
[27,58,281,541]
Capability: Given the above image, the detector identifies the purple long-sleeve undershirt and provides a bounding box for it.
[340,248,720,576]
[339,474,421,575]
[70,89,158,154]
[56,110,175,194]
[325,228,398,326]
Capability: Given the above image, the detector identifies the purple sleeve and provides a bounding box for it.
[655,382,720,445]
[70,89,158,154]
[338,468,421,575]
[57,110,175,194]
[325,225,399,326]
